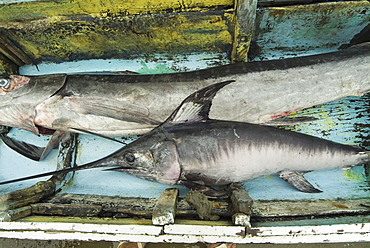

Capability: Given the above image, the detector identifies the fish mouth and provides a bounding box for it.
[102,166,139,171]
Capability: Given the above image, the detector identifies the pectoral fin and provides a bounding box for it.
[178,180,230,198]
[279,171,322,193]
[0,130,68,161]
[65,96,160,125]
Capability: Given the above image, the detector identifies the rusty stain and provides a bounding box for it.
[331,201,350,209]
[246,227,261,236]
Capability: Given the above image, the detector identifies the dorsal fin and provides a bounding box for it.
[164,80,235,126]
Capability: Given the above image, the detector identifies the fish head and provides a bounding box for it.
[89,132,181,185]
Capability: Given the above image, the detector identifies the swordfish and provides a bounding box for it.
[0,81,368,195]
[1,42,369,161]
[0,42,369,137]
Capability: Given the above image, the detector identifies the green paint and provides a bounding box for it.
[0,0,234,23]
[343,168,366,182]
[137,62,176,74]
[0,53,18,74]
[2,11,233,63]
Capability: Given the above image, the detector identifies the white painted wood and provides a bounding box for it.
[0,222,162,235]
[0,221,368,243]
[164,224,246,236]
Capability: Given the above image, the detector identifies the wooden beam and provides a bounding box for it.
[0,0,234,63]
[231,0,257,62]
[152,188,179,225]
[0,206,31,222]
[230,187,253,226]
[46,193,370,221]
[31,203,103,217]
[0,133,76,211]
[0,52,18,75]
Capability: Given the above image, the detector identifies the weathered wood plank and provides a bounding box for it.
[230,187,253,226]
[45,193,370,221]
[164,224,246,236]
[0,33,33,65]
[250,1,370,60]
[0,53,18,75]
[252,199,370,218]
[231,0,257,62]
[152,188,178,225]
[0,0,234,22]
[31,203,103,217]
[1,8,234,63]
[0,133,76,211]
[0,206,31,222]
[184,191,220,221]
[0,181,56,211]
[230,187,253,215]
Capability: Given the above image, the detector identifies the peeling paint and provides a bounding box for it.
[0,0,234,23]
[3,11,234,63]
[251,1,370,60]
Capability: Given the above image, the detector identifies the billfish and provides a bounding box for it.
[1,43,369,161]
[1,80,368,196]
[0,43,369,137]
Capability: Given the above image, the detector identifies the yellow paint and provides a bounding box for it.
[19,215,232,226]
[4,11,233,62]
[343,168,365,182]
[0,55,18,74]
[0,0,234,23]
[19,215,153,225]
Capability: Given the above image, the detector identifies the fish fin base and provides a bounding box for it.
[164,80,235,125]
[0,130,68,161]
[178,180,230,198]
[279,171,322,193]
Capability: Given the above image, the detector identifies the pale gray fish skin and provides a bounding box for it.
[87,120,369,188]
[0,80,369,193]
[78,81,370,193]
[0,42,369,136]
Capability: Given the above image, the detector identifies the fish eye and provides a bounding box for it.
[125,153,136,164]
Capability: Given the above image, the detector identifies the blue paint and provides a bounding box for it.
[19,53,230,75]
[2,54,369,200]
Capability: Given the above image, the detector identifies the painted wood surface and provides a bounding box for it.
[1,1,368,73]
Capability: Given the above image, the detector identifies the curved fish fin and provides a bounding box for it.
[279,171,322,193]
[0,133,44,161]
[178,180,230,198]
[65,96,160,125]
[164,80,235,126]
[0,130,67,161]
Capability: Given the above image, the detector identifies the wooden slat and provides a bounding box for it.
[1,6,234,64]
[0,52,18,75]
[46,193,370,220]
[152,188,179,225]
[0,133,76,211]
[252,199,370,218]
[250,1,370,60]
[0,33,33,65]
[231,0,257,62]
[31,203,103,217]
[0,206,31,222]
[0,0,234,22]
[230,187,253,215]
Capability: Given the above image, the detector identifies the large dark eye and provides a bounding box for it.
[125,153,136,164]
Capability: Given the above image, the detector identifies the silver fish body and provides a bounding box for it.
[0,80,369,194]
[167,121,368,186]
[1,43,370,136]
[76,81,370,193]
[92,120,368,189]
